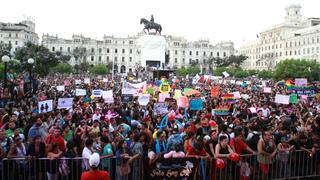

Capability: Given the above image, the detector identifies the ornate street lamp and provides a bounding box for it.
[1,55,11,89]
[27,58,34,93]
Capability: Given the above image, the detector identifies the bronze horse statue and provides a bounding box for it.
[140,18,162,35]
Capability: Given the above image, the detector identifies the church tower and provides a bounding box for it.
[284,4,302,26]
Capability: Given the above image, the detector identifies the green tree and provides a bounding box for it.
[89,64,109,75]
[273,59,320,81]
[73,47,87,62]
[176,67,188,76]
[210,55,247,67]
[188,66,201,75]
[213,67,228,76]
[247,69,258,76]
[233,68,249,78]
[0,43,12,57]
[14,42,59,76]
[257,70,273,79]
[79,62,90,72]
[51,63,73,74]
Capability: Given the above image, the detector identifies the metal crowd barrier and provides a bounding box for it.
[0,149,319,180]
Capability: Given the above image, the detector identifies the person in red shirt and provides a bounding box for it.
[186,136,210,158]
[45,128,66,152]
[81,153,110,180]
[230,129,255,155]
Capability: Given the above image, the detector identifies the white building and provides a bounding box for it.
[42,33,234,74]
[0,19,39,54]
[240,4,320,70]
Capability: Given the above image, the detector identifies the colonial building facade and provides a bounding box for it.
[240,4,320,70]
[0,19,38,54]
[42,33,234,74]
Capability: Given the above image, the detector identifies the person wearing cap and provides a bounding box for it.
[81,153,110,180]
[167,125,182,152]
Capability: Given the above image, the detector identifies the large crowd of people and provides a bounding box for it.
[0,72,319,180]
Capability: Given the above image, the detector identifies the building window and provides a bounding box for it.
[130,49,132,54]
[60,47,63,51]
[16,34,18,38]
[203,52,206,56]
[217,52,219,57]
[98,56,102,61]
[99,48,102,53]
[129,40,134,44]
[223,52,226,57]
[182,50,185,55]
[107,48,110,53]
[9,33,11,38]
[189,51,192,55]
[182,58,185,63]
[196,59,199,63]
[122,57,125,62]
[114,57,118,62]
[175,50,177,55]
[106,56,109,62]
[115,49,118,53]
[280,52,282,56]
[15,41,18,45]
[105,39,111,44]
[122,49,125,53]
[174,58,177,63]
[317,47,319,53]
[67,47,70,52]
[196,51,199,56]
[91,56,94,61]
[52,47,55,51]
[189,58,192,64]
[91,48,94,53]
[210,52,213,56]
[129,57,132,62]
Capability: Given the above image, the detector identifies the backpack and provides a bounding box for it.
[59,158,71,176]
[246,133,260,151]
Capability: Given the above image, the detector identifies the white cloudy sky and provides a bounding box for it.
[1,0,319,48]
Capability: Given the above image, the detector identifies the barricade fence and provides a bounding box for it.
[0,149,319,180]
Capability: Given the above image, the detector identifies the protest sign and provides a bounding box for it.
[121,95,133,103]
[56,85,65,91]
[158,93,170,103]
[174,90,182,99]
[64,80,70,86]
[92,90,102,98]
[153,103,169,116]
[295,78,308,86]
[159,82,171,94]
[102,90,114,103]
[275,94,290,105]
[84,78,90,84]
[211,86,220,97]
[75,89,86,96]
[241,94,249,100]
[57,98,73,109]
[290,94,298,104]
[232,91,241,99]
[122,81,146,95]
[138,94,150,106]
[75,80,81,85]
[103,78,108,83]
[145,157,199,180]
[263,87,272,93]
[248,107,257,113]
[38,100,53,113]
[190,99,203,110]
[287,85,317,96]
[178,96,189,108]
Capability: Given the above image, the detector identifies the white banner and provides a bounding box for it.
[275,94,290,105]
[92,89,102,98]
[102,90,114,103]
[76,89,86,96]
[56,85,65,91]
[263,87,272,93]
[121,81,146,95]
[222,71,230,77]
[138,94,150,106]
[38,100,53,113]
[57,98,73,109]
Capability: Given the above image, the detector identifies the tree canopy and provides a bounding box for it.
[210,55,247,68]
[89,64,109,75]
[50,63,74,74]
[273,59,320,81]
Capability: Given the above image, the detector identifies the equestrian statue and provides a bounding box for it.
[140,15,162,35]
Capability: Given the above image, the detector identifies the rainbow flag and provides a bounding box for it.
[214,105,230,116]
[222,94,235,104]
[285,79,295,89]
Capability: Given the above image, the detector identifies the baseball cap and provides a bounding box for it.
[89,153,100,167]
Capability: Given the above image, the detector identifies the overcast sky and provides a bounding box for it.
[1,0,319,48]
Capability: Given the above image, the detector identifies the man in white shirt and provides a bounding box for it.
[261,104,270,118]
[92,109,101,122]
[82,139,94,171]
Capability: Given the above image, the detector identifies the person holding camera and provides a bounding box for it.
[257,130,277,179]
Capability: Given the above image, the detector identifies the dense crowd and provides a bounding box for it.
[0,72,319,180]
